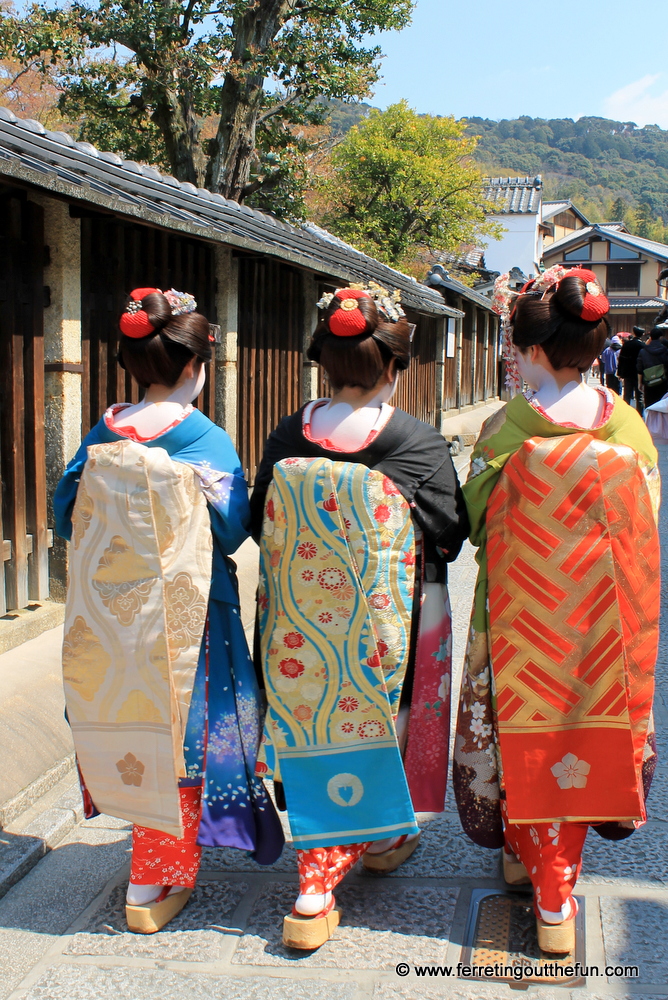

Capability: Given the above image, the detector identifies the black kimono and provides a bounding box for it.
[250,405,469,580]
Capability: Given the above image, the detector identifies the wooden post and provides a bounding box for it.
[24,201,48,601]
[214,245,239,443]
[455,298,463,411]
[30,194,82,603]
[482,311,490,401]
[470,304,478,405]
[434,316,446,434]
[0,197,29,610]
[302,272,319,404]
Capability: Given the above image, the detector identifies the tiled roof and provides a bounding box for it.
[541,200,589,225]
[608,297,666,309]
[543,224,668,261]
[439,246,486,269]
[483,175,542,214]
[0,107,456,317]
[425,265,498,311]
[542,200,570,217]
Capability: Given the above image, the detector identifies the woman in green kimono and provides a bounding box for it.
[454,266,660,953]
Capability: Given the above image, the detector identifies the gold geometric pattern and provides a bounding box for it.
[116,689,165,724]
[62,615,111,703]
[63,439,213,837]
[92,535,157,626]
[71,482,94,549]
[130,486,175,554]
[165,572,208,657]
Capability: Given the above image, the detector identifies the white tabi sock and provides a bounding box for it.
[126,882,187,906]
[294,890,332,916]
[538,897,576,924]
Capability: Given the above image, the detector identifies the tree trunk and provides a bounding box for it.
[206,0,295,200]
[206,70,266,200]
[150,79,207,187]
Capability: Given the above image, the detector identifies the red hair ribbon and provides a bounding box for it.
[565,268,609,322]
[328,288,371,337]
[119,287,161,339]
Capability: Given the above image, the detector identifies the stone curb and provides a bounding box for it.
[0,753,75,829]
[0,601,65,655]
[0,772,83,900]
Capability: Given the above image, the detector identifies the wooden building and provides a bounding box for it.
[0,108,499,618]
[425,265,502,411]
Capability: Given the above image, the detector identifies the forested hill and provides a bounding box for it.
[467,116,668,231]
[321,106,668,237]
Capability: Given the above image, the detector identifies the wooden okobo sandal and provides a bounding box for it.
[125,886,193,934]
[362,833,420,874]
[537,898,577,954]
[502,848,531,886]
[282,895,342,949]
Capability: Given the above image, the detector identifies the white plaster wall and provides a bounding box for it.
[484,214,541,277]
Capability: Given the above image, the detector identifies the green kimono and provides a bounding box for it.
[454,390,659,847]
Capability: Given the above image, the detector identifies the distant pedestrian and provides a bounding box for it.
[656,319,668,353]
[601,335,622,394]
[637,327,668,407]
[617,327,645,414]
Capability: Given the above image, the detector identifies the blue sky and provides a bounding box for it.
[372,0,668,127]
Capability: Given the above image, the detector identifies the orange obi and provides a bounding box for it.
[487,433,659,825]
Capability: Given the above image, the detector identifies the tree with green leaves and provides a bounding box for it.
[0,0,413,213]
[318,101,500,269]
[609,197,628,224]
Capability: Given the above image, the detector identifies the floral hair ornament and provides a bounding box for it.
[491,272,526,393]
[163,288,197,316]
[492,264,576,392]
[353,281,406,323]
[317,281,407,336]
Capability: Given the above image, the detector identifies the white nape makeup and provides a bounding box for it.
[514,343,604,429]
[112,358,206,438]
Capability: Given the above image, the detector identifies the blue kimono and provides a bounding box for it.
[54,407,284,864]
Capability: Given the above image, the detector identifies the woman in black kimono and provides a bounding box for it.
[251,286,469,948]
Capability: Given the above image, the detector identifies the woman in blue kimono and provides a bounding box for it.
[54,287,283,933]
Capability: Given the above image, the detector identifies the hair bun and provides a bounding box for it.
[327,289,377,338]
[119,288,172,339]
[556,269,609,323]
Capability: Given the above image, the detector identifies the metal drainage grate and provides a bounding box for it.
[460,889,585,987]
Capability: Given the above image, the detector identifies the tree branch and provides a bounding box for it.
[5,60,42,90]
[257,90,303,123]
[241,169,285,198]
[181,0,198,36]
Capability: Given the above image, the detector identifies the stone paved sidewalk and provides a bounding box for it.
[1,448,667,1000]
